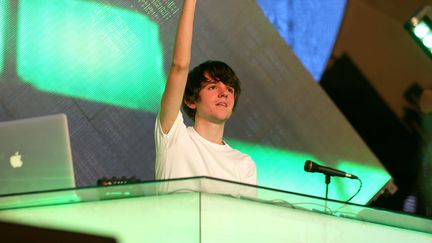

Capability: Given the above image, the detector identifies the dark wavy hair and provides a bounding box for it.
[182,60,241,121]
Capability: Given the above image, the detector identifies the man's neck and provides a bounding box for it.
[193,119,225,145]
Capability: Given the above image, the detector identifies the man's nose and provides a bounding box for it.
[218,87,229,97]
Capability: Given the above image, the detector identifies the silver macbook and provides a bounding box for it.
[0,114,76,195]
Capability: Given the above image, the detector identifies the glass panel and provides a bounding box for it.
[0,179,202,243]
[0,177,431,243]
[196,178,432,235]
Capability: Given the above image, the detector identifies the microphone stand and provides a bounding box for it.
[324,175,331,214]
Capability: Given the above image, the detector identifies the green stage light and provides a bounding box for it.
[423,34,432,48]
[226,139,391,205]
[0,0,8,73]
[17,0,166,112]
[413,22,430,38]
[406,5,432,58]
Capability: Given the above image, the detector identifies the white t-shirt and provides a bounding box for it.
[155,112,257,185]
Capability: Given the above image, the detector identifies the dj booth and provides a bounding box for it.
[0,177,431,242]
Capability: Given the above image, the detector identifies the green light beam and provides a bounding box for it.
[17,0,166,112]
[0,0,8,73]
[227,138,391,205]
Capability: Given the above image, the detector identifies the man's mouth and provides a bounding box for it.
[216,102,228,107]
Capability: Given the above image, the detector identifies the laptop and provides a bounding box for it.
[0,114,76,195]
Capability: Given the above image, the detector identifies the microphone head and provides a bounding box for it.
[304,160,317,172]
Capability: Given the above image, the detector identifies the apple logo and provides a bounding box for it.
[10,152,23,168]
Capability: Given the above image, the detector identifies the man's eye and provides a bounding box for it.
[208,85,217,90]
[228,88,235,93]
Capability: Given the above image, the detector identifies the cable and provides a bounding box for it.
[345,177,363,203]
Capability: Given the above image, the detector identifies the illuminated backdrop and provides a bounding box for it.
[0,0,391,205]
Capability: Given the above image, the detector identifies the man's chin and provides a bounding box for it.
[211,113,232,124]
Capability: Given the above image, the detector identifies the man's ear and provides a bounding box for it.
[184,98,196,109]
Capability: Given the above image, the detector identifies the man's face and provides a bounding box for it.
[188,74,235,124]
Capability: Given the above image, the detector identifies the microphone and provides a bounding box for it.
[304,160,358,179]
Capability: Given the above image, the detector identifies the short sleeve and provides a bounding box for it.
[154,111,186,150]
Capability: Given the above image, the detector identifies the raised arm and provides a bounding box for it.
[159,0,197,133]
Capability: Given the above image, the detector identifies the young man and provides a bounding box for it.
[154,0,257,185]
